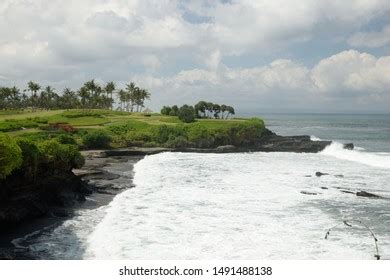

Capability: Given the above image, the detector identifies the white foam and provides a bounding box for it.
[310,135,322,141]
[83,152,390,259]
[321,142,390,170]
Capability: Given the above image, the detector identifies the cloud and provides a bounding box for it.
[312,50,390,94]
[132,50,390,112]
[348,25,390,48]
[0,0,389,112]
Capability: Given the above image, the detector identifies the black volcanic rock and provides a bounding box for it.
[316,172,329,177]
[356,191,382,198]
[343,143,354,150]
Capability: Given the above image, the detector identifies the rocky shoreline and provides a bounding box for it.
[0,130,352,259]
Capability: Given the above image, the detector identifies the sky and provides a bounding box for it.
[0,0,390,114]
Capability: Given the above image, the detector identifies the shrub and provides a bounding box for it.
[56,134,78,145]
[82,130,112,149]
[165,135,193,148]
[0,133,23,179]
[178,105,196,123]
[187,125,215,148]
[151,125,186,144]
[15,138,40,179]
[125,131,152,146]
[38,140,84,171]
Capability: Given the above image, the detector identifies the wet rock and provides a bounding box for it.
[300,191,319,195]
[320,187,328,190]
[343,143,354,150]
[356,191,382,198]
[316,172,329,177]
[216,145,237,152]
[340,190,355,194]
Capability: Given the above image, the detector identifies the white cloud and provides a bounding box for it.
[312,50,390,93]
[0,0,390,112]
[348,25,390,48]
[132,50,390,112]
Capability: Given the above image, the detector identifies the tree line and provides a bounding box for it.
[161,101,236,123]
[0,80,150,112]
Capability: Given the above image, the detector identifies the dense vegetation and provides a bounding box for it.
[1,78,265,183]
[0,132,84,180]
[0,80,150,112]
[161,101,235,122]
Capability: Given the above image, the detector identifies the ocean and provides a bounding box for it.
[13,114,390,259]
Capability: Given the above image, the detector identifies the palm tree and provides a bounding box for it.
[125,82,137,112]
[117,89,126,111]
[104,81,115,110]
[137,88,150,112]
[27,81,41,111]
[78,87,90,108]
[62,88,79,109]
[40,86,58,110]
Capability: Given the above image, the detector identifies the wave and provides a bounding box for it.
[310,135,322,141]
[320,142,390,170]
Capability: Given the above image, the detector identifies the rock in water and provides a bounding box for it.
[216,145,237,152]
[343,143,354,150]
[356,191,382,198]
[300,191,319,195]
[315,171,329,177]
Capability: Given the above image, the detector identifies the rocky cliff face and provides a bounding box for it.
[0,169,91,231]
[254,129,333,153]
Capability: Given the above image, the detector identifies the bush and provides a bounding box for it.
[151,125,186,144]
[38,140,84,171]
[187,125,215,148]
[0,133,23,179]
[56,134,78,145]
[125,131,153,146]
[82,130,112,149]
[15,138,40,179]
[164,135,193,148]
[178,105,196,123]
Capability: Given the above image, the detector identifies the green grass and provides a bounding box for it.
[0,109,264,150]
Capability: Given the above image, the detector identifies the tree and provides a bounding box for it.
[226,106,235,119]
[178,105,196,123]
[40,86,58,110]
[205,102,214,118]
[0,133,22,179]
[161,106,172,115]
[61,88,79,109]
[27,81,41,111]
[195,101,207,118]
[220,104,227,119]
[212,104,221,119]
[125,82,137,112]
[117,89,127,111]
[169,105,179,116]
[104,82,115,110]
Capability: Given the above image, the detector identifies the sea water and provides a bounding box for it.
[14,114,390,259]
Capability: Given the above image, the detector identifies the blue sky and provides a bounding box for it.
[0,0,389,113]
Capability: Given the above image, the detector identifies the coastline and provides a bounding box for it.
[0,130,353,259]
[0,153,144,259]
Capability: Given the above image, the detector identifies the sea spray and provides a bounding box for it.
[321,142,390,170]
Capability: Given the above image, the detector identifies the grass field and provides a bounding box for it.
[0,109,264,151]
[0,109,247,134]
